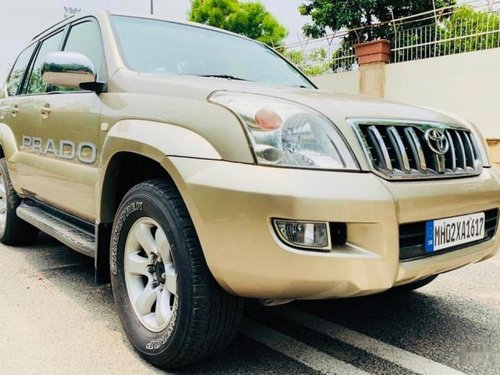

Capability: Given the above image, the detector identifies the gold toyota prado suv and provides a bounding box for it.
[0,11,498,369]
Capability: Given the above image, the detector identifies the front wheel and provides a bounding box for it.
[110,180,243,370]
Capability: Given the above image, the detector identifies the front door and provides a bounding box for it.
[26,19,105,221]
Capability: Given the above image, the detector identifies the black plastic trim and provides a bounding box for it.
[399,209,498,261]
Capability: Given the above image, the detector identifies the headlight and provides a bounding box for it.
[209,92,358,170]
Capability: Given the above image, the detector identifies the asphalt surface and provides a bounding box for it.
[0,234,499,375]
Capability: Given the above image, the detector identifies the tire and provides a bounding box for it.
[110,179,244,370]
[391,275,438,293]
[0,159,38,245]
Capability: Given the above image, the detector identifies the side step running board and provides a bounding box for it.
[17,203,96,258]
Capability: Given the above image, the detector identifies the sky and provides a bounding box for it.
[0,0,309,85]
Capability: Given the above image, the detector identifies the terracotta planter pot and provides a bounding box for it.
[354,40,391,64]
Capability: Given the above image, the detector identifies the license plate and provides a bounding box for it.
[425,212,485,253]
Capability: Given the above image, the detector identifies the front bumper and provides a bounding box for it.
[167,157,500,299]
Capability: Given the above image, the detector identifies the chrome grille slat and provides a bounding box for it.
[433,153,446,173]
[355,122,482,180]
[367,126,393,170]
[404,128,427,171]
[387,126,411,172]
[462,132,475,168]
[454,130,467,169]
[446,132,456,170]
[467,133,479,161]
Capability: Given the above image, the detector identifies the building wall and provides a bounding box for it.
[312,70,360,95]
[384,48,500,140]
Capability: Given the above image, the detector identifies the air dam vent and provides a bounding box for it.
[399,209,498,261]
[353,121,483,179]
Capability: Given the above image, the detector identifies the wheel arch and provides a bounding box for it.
[95,120,221,282]
[95,150,200,283]
[0,123,18,160]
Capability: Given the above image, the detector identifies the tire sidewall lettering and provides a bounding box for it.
[111,193,185,356]
[145,297,178,351]
[111,201,143,275]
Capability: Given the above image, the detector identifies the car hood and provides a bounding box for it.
[114,70,466,128]
[112,70,484,168]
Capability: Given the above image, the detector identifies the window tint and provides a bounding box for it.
[64,21,103,77]
[6,44,36,96]
[25,31,64,94]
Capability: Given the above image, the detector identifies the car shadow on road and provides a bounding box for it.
[295,290,490,349]
[8,235,497,374]
[289,289,498,374]
[7,234,318,374]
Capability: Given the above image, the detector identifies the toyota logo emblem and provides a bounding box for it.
[425,129,449,155]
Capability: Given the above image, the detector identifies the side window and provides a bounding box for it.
[25,31,64,95]
[6,44,37,96]
[63,21,104,79]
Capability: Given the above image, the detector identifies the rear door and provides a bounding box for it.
[0,30,65,194]
[0,43,38,168]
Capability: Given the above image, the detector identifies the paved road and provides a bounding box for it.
[0,234,499,374]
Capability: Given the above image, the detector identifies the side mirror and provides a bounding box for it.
[41,51,97,89]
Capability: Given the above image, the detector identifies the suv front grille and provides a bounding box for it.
[399,209,498,261]
[353,121,483,179]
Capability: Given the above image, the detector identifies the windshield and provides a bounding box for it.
[111,15,314,88]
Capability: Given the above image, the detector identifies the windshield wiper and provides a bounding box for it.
[197,74,249,81]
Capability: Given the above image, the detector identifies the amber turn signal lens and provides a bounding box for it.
[255,109,283,131]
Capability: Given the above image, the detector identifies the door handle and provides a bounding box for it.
[40,103,51,119]
[12,104,19,117]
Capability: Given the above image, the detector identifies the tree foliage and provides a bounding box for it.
[439,5,500,54]
[189,0,288,46]
[294,1,499,75]
[299,0,456,41]
[284,48,331,76]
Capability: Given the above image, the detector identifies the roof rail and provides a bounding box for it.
[31,15,74,41]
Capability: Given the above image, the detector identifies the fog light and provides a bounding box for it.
[273,220,331,250]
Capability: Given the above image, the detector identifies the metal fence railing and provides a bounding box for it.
[330,40,357,73]
[283,1,500,75]
[393,7,500,63]
[284,38,357,76]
